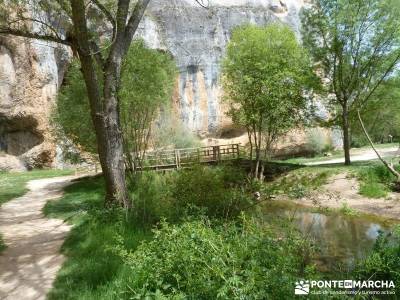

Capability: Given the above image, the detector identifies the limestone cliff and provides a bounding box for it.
[0,35,70,169]
[139,0,305,137]
[0,0,310,168]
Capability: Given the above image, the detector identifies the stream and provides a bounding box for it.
[262,201,397,271]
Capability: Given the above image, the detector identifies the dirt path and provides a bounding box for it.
[296,173,400,220]
[0,176,78,300]
[305,147,399,166]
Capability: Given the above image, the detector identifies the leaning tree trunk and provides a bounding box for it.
[357,110,400,183]
[342,105,351,165]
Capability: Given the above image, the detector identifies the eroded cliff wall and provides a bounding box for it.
[0,0,308,169]
[140,0,305,137]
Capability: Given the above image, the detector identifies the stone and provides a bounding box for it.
[0,153,26,172]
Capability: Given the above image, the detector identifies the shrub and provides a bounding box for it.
[171,165,251,219]
[128,165,251,225]
[353,226,400,295]
[117,216,316,299]
[357,164,398,198]
[306,128,333,156]
[129,172,175,226]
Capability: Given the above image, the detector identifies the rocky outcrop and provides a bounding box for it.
[1,0,329,168]
[0,35,70,168]
[139,0,305,137]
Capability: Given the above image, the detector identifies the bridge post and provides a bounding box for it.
[175,149,181,169]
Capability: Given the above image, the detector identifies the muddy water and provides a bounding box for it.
[262,201,397,271]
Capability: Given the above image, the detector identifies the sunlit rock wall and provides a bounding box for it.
[0,0,325,169]
[0,36,70,169]
[139,0,307,138]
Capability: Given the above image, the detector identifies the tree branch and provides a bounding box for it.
[91,0,116,39]
[124,0,151,53]
[194,0,210,8]
[0,27,71,46]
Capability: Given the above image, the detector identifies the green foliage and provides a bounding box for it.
[118,216,316,299]
[266,168,332,199]
[44,173,317,300]
[306,128,333,155]
[302,0,400,154]
[171,165,251,220]
[339,203,359,217]
[0,233,5,253]
[44,177,152,300]
[0,169,73,206]
[222,24,314,177]
[354,226,400,295]
[152,115,201,149]
[120,40,177,173]
[54,40,176,161]
[350,76,400,146]
[357,165,398,198]
[128,171,174,226]
[53,60,98,154]
[129,165,251,226]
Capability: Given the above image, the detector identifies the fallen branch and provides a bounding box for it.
[357,109,400,181]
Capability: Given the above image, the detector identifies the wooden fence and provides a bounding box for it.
[141,144,241,171]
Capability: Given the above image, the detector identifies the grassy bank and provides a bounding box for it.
[285,143,398,164]
[0,169,73,206]
[44,166,318,299]
[44,177,151,299]
[44,164,400,298]
[266,160,399,200]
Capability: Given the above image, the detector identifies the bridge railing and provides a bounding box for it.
[142,144,241,170]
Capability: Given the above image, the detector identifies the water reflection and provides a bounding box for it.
[262,202,394,271]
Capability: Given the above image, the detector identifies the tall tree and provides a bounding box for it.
[222,24,314,179]
[54,40,176,175]
[0,0,206,207]
[301,0,400,165]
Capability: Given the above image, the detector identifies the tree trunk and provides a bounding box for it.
[102,53,130,208]
[97,103,130,208]
[357,110,400,181]
[342,105,351,165]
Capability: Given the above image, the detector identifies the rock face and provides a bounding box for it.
[139,0,305,137]
[0,0,318,167]
[0,35,70,168]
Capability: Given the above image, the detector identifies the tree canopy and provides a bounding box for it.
[301,0,400,164]
[54,40,176,166]
[350,75,400,146]
[222,24,315,179]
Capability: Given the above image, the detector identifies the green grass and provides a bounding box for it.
[263,165,337,199]
[43,176,151,300]
[0,169,73,206]
[284,143,398,164]
[0,234,5,253]
[356,164,397,198]
[266,160,399,200]
[339,202,360,216]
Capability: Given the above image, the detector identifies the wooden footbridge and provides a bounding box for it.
[140,143,242,171]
